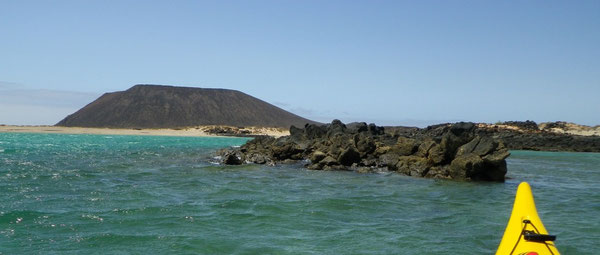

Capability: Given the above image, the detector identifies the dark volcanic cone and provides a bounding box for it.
[56,84,317,128]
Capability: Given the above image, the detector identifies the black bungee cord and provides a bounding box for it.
[508,219,556,255]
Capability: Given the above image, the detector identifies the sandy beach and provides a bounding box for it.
[0,125,290,137]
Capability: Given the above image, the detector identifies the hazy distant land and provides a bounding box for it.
[2,84,598,152]
[0,125,289,137]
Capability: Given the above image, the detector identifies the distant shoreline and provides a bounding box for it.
[0,125,290,138]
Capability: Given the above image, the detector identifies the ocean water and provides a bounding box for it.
[0,133,598,254]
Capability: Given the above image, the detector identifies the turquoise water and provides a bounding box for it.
[0,133,598,254]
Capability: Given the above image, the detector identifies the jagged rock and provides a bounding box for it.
[309,151,327,163]
[472,136,498,156]
[482,142,510,163]
[427,144,446,165]
[354,134,376,156]
[425,166,450,179]
[368,123,385,135]
[394,137,418,156]
[480,159,508,181]
[219,120,511,182]
[396,156,429,177]
[222,151,242,165]
[327,119,347,137]
[271,142,303,160]
[374,145,392,156]
[455,136,480,157]
[501,120,539,131]
[289,125,305,140]
[450,133,510,181]
[245,153,269,164]
[379,153,400,169]
[477,121,600,152]
[347,122,369,133]
[360,157,378,167]
[304,123,327,139]
[320,156,338,167]
[449,153,483,180]
[416,139,436,157]
[449,149,508,182]
[450,122,475,136]
[440,125,475,160]
[338,147,361,166]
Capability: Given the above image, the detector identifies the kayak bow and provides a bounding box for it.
[496,182,559,255]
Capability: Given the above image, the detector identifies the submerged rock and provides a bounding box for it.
[219,120,510,182]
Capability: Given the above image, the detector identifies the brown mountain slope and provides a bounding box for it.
[56,84,317,128]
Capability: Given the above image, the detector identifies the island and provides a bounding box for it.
[4,84,595,182]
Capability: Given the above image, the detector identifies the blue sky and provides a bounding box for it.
[1,0,599,126]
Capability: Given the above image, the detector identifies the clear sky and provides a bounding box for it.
[1,0,599,126]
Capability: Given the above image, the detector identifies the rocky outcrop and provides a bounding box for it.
[539,121,600,137]
[500,121,539,131]
[478,121,600,152]
[218,120,510,182]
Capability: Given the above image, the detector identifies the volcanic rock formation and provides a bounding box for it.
[56,84,316,128]
[219,120,510,182]
[477,121,600,152]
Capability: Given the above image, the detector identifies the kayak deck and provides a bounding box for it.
[496,182,559,255]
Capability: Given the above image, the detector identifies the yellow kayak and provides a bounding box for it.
[496,182,559,254]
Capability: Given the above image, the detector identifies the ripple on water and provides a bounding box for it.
[0,134,598,254]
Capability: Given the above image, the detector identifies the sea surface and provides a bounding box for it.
[0,133,598,254]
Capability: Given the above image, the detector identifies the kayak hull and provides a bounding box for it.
[496,182,559,255]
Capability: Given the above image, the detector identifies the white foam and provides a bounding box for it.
[81,214,103,222]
